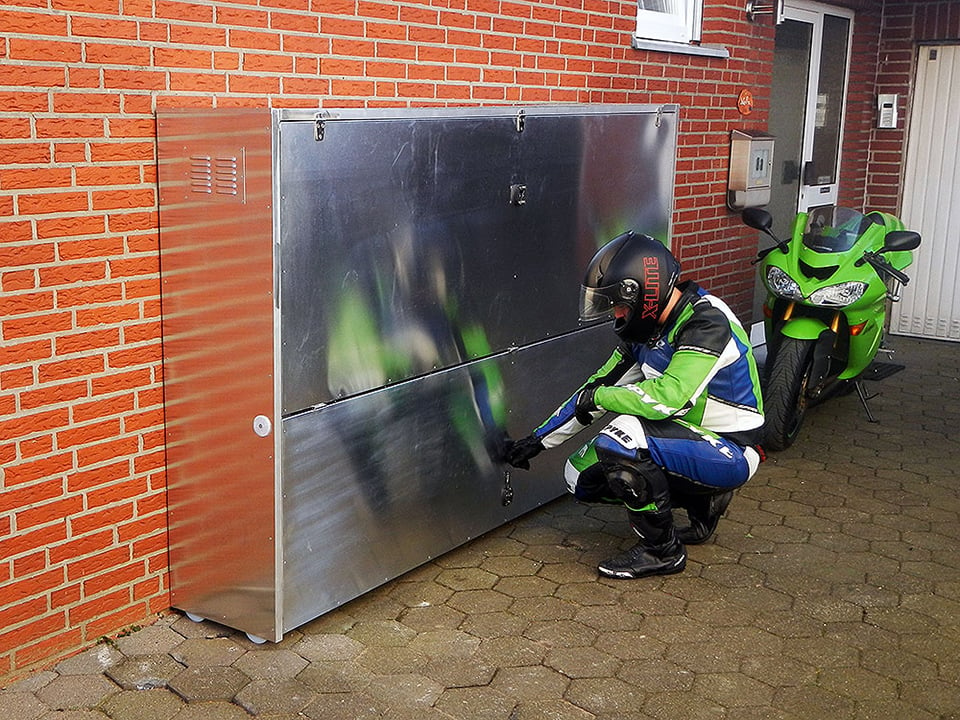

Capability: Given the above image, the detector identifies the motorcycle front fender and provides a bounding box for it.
[777,317,829,340]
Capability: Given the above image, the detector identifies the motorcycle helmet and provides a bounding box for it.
[579,231,681,344]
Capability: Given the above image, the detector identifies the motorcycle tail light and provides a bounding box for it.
[809,281,868,307]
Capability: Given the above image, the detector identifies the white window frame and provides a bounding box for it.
[635,0,703,45]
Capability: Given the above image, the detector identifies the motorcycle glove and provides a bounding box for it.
[575,387,599,426]
[504,435,545,470]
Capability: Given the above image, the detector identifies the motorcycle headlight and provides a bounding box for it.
[808,281,868,307]
[765,266,803,301]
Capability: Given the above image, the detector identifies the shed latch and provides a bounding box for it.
[314,119,326,142]
[515,109,525,133]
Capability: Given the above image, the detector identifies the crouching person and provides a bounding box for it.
[505,232,764,579]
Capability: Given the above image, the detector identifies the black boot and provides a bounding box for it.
[598,510,686,579]
[676,490,733,545]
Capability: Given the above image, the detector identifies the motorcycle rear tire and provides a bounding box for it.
[762,337,815,451]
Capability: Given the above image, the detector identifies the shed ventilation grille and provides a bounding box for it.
[189,151,245,202]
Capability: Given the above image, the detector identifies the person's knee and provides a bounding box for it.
[604,463,650,506]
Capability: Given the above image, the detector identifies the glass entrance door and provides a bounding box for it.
[767,3,853,236]
[799,11,851,209]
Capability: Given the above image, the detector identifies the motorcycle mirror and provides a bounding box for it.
[741,207,774,232]
[882,230,921,253]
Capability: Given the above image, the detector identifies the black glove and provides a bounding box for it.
[504,435,544,470]
[575,387,599,426]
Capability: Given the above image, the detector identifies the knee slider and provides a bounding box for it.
[596,443,668,508]
[602,463,650,506]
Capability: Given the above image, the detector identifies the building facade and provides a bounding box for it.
[0,0,955,679]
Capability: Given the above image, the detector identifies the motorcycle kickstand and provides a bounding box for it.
[854,380,879,423]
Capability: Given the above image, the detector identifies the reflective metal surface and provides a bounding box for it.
[157,106,678,642]
[158,110,281,640]
[281,328,611,628]
[277,106,678,414]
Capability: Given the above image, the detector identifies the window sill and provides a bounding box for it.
[631,37,730,59]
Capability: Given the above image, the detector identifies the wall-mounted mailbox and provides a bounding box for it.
[727,129,775,210]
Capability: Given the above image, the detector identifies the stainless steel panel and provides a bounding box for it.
[280,326,613,630]
[157,105,678,643]
[158,110,281,641]
[277,106,677,415]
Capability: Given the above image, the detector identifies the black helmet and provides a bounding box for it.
[579,231,680,343]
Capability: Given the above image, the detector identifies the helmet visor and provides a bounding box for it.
[579,283,621,322]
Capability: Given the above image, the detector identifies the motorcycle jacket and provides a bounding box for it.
[533,281,764,449]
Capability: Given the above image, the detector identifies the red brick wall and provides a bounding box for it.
[838,5,882,210]
[0,0,811,679]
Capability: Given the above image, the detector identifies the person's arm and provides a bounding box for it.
[532,343,637,449]
[594,306,733,421]
[505,343,639,469]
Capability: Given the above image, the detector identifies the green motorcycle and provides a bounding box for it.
[743,206,921,450]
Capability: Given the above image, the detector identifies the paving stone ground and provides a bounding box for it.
[2,336,959,719]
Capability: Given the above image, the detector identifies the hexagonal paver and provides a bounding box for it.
[435,567,499,592]
[545,646,620,679]
[489,664,569,700]
[302,690,384,720]
[55,645,124,676]
[475,636,547,667]
[397,604,464,632]
[2,338,960,720]
[232,649,308,680]
[37,673,118,710]
[693,672,776,707]
[406,628,479,659]
[105,655,184,690]
[167,666,250,702]
[420,656,496,688]
[233,678,315,715]
[345,620,416,647]
[296,661,372,694]
[564,677,648,715]
[163,701,249,720]
[446,589,512,614]
[479,555,543,577]
[293,633,364,662]
[364,672,444,707]
[169,638,245,667]
[355,645,427,674]
[618,659,696,693]
[433,686,516,720]
[113,625,186,657]
[524,619,596,649]
[100,688,183,720]
[0,690,48,720]
[386,580,454,608]
[458,610,530,639]
[503,572,558,598]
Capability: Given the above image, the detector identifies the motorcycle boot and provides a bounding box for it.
[594,454,686,579]
[676,490,734,545]
[598,508,687,579]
